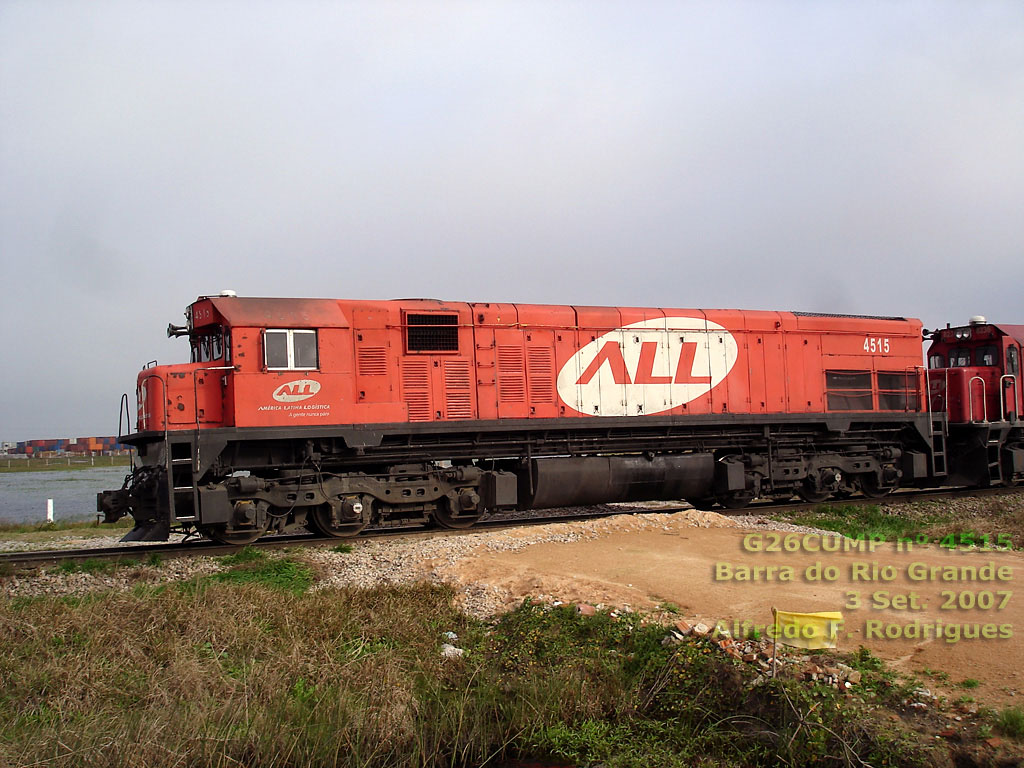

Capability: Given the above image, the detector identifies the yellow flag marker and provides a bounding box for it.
[771,608,843,650]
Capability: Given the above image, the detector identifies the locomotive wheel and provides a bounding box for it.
[432,506,482,529]
[201,523,269,546]
[307,500,369,538]
[431,494,483,529]
[858,474,894,499]
[797,484,832,504]
[200,499,270,545]
[685,496,717,511]
[715,491,754,510]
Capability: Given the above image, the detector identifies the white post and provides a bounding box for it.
[46,499,54,523]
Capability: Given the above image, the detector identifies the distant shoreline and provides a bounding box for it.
[0,456,132,473]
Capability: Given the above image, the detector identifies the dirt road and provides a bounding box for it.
[440,512,1023,706]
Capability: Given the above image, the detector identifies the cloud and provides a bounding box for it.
[1,0,1022,437]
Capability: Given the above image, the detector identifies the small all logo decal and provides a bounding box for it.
[556,318,738,416]
[272,379,321,403]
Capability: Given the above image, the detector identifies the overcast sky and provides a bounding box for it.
[2,1,1022,440]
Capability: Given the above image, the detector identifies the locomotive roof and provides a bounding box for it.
[995,324,1024,346]
[202,297,350,328]
[195,296,929,332]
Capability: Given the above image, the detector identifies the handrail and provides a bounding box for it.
[924,366,931,415]
[138,372,168,435]
[118,393,131,438]
[191,365,236,472]
[908,365,923,413]
[968,376,987,423]
[1000,374,1019,422]
[924,366,950,417]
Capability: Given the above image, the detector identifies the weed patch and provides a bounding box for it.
[217,545,265,566]
[209,556,312,593]
[998,706,1024,739]
[0,586,957,767]
[778,503,949,541]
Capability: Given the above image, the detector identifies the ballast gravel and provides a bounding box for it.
[0,507,834,612]
[3,493,1020,615]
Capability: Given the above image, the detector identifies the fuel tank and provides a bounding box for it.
[520,454,715,509]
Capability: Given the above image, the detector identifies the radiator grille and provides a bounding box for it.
[527,347,555,403]
[444,360,473,419]
[497,345,526,402]
[402,359,431,421]
[356,347,388,376]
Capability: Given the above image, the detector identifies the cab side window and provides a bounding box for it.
[191,330,227,363]
[1009,346,1020,376]
[265,329,318,370]
[975,345,998,367]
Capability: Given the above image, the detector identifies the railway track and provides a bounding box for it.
[1,485,1020,570]
[0,507,630,569]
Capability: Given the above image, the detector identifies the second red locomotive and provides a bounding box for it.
[100,294,1024,543]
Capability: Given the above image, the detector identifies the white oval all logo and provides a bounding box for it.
[273,379,321,403]
[556,318,738,416]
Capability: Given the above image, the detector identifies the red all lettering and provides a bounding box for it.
[577,341,631,384]
[674,343,711,384]
[576,341,711,385]
[278,383,312,395]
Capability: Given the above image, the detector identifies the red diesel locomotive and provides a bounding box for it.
[99,294,1024,543]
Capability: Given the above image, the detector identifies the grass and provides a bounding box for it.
[0,584,943,768]
[0,517,133,535]
[52,558,114,575]
[0,455,131,473]
[774,497,1024,548]
[777,502,948,541]
[921,667,951,683]
[997,706,1024,739]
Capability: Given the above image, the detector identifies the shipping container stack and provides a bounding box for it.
[5,435,130,456]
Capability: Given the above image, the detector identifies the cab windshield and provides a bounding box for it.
[974,345,998,366]
[949,348,971,367]
[191,329,229,363]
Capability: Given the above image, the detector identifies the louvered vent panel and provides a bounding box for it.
[527,347,555,403]
[497,345,526,403]
[357,347,388,376]
[443,360,473,419]
[402,359,432,421]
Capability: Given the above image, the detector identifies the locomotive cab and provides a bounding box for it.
[925,318,1024,487]
[136,298,234,434]
[926,318,1021,424]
